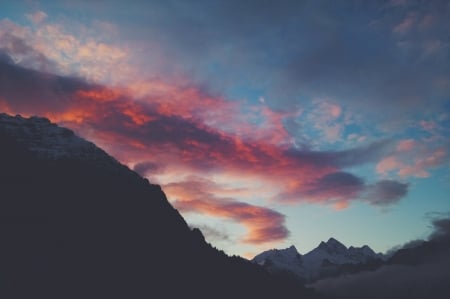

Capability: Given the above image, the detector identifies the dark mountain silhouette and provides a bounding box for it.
[0,113,316,299]
[312,217,450,299]
[254,221,450,299]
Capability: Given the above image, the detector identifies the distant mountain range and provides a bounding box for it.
[252,238,385,282]
[0,113,314,299]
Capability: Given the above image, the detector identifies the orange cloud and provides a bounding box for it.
[0,55,402,246]
[165,178,289,244]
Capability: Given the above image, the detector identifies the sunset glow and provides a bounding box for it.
[1,0,449,257]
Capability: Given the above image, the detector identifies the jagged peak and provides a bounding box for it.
[326,237,345,246]
[284,245,298,252]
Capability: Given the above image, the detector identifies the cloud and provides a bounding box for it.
[419,120,437,132]
[276,171,408,208]
[25,11,48,25]
[365,180,409,206]
[0,15,130,85]
[396,139,416,152]
[0,51,90,114]
[313,261,450,299]
[376,156,401,174]
[165,177,289,244]
[276,172,365,206]
[0,27,421,250]
[1,5,446,254]
[392,13,416,34]
[0,52,406,212]
[191,224,231,244]
[312,172,365,199]
[397,148,447,178]
[376,142,448,178]
[133,161,163,177]
[429,216,450,241]
[286,140,393,169]
[27,1,445,132]
[7,1,449,131]
[0,30,57,72]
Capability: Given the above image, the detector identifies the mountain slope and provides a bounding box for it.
[311,222,450,299]
[253,238,384,282]
[0,113,314,299]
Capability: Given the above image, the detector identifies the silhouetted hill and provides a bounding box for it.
[0,114,315,299]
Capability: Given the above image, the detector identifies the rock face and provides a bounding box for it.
[253,238,384,282]
[0,113,314,299]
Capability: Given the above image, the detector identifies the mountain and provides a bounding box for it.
[252,245,309,282]
[0,113,315,299]
[311,222,450,299]
[253,238,384,282]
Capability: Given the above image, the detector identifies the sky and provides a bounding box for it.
[0,0,449,258]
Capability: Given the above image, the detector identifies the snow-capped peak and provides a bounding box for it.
[281,245,299,257]
[318,238,347,254]
[326,237,344,247]
[252,238,384,282]
[252,245,306,278]
[253,245,300,264]
[0,113,119,167]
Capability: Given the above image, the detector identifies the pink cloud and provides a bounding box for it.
[376,156,402,174]
[419,14,436,30]
[320,101,342,119]
[165,178,289,244]
[419,120,437,132]
[1,63,394,213]
[305,100,347,144]
[393,14,416,34]
[396,139,416,152]
[377,143,447,178]
[0,22,414,246]
[25,11,48,25]
[398,148,447,178]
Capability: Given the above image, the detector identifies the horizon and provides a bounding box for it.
[0,0,449,258]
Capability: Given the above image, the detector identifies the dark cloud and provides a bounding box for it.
[79,0,450,124]
[313,260,450,299]
[0,53,91,114]
[385,239,425,258]
[275,171,408,207]
[300,172,365,203]
[429,217,450,241]
[365,180,409,206]
[286,140,393,168]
